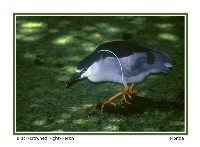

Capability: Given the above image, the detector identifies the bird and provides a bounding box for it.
[66,41,172,113]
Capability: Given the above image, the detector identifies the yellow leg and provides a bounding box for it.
[129,84,138,95]
[100,86,129,114]
[93,84,138,114]
[120,94,132,104]
[120,84,138,104]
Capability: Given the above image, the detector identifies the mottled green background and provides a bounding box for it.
[16,15,185,132]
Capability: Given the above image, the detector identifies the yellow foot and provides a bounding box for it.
[93,84,138,114]
[93,101,116,113]
[120,94,132,104]
[101,101,116,114]
[120,84,138,104]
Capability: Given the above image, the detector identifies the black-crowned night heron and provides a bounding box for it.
[66,41,172,113]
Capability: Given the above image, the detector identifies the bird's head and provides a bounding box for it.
[65,67,88,88]
[66,52,99,88]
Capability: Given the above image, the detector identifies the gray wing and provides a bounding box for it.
[121,50,172,77]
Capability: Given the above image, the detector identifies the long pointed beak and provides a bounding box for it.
[66,72,82,88]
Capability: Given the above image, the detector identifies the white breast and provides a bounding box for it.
[80,57,123,83]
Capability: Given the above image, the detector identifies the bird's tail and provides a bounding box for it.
[150,50,172,73]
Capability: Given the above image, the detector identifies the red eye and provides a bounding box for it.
[83,68,88,72]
